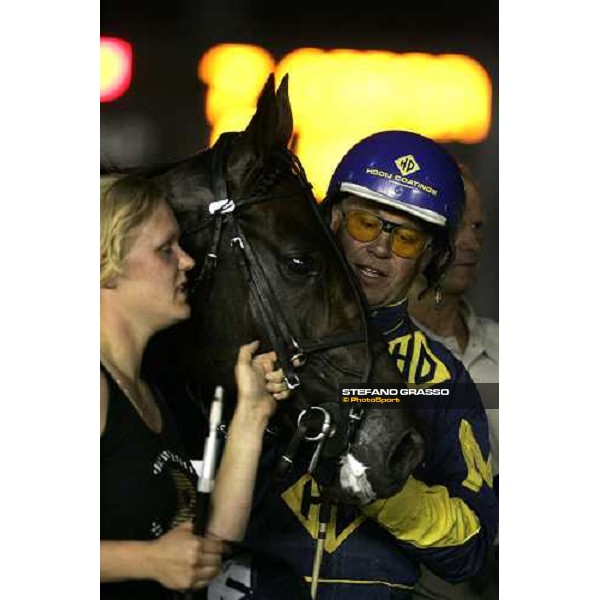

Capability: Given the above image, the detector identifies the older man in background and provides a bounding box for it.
[409,163,498,600]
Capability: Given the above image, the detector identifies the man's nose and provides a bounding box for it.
[368,231,392,258]
[456,225,481,253]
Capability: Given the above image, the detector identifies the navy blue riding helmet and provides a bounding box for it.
[326,130,464,232]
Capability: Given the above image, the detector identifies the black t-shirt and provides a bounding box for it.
[100,365,198,600]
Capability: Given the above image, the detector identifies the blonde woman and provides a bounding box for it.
[100,174,289,599]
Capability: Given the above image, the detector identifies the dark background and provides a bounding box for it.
[100,2,499,320]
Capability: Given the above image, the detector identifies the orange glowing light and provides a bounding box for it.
[199,44,276,142]
[199,44,492,199]
[100,37,133,103]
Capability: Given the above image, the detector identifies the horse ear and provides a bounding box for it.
[247,73,293,150]
[227,74,294,193]
[274,74,293,146]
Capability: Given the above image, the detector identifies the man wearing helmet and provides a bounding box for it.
[320,131,498,598]
[227,131,498,600]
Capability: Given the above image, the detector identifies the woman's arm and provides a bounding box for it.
[101,540,154,583]
[207,341,289,541]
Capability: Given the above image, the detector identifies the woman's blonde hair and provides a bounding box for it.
[100,174,165,286]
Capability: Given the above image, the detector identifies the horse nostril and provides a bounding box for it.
[388,429,425,481]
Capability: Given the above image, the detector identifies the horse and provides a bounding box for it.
[141,74,425,505]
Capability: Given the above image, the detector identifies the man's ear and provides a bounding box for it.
[408,273,428,299]
[330,203,343,234]
[417,246,433,274]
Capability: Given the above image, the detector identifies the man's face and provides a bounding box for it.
[331,195,431,308]
[442,178,485,295]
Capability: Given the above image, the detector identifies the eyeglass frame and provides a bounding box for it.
[341,208,432,258]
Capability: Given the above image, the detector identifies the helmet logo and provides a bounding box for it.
[395,155,420,177]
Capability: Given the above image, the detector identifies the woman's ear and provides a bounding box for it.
[101,277,118,290]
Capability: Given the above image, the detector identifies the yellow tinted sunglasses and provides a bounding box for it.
[343,209,431,259]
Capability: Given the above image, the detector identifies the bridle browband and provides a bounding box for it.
[180,133,371,464]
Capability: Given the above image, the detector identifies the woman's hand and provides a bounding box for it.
[147,521,226,591]
[234,340,290,422]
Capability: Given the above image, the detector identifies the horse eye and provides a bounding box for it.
[285,255,320,276]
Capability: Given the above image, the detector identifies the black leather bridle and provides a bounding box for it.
[180,134,371,467]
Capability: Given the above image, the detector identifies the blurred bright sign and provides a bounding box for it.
[199,44,492,199]
[101,37,133,103]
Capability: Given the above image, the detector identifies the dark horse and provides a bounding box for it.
[143,75,425,504]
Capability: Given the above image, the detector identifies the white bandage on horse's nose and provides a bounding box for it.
[339,453,376,504]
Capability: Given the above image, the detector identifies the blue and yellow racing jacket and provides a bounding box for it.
[244,301,499,599]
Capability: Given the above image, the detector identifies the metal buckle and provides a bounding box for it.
[290,339,307,367]
[205,253,217,268]
[285,372,301,390]
[349,407,363,421]
[298,406,333,441]
[290,352,307,367]
[230,236,245,250]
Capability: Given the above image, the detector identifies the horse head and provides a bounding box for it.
[148,75,425,504]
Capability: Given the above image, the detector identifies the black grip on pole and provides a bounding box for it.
[319,499,332,525]
[182,492,211,600]
[193,491,211,536]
